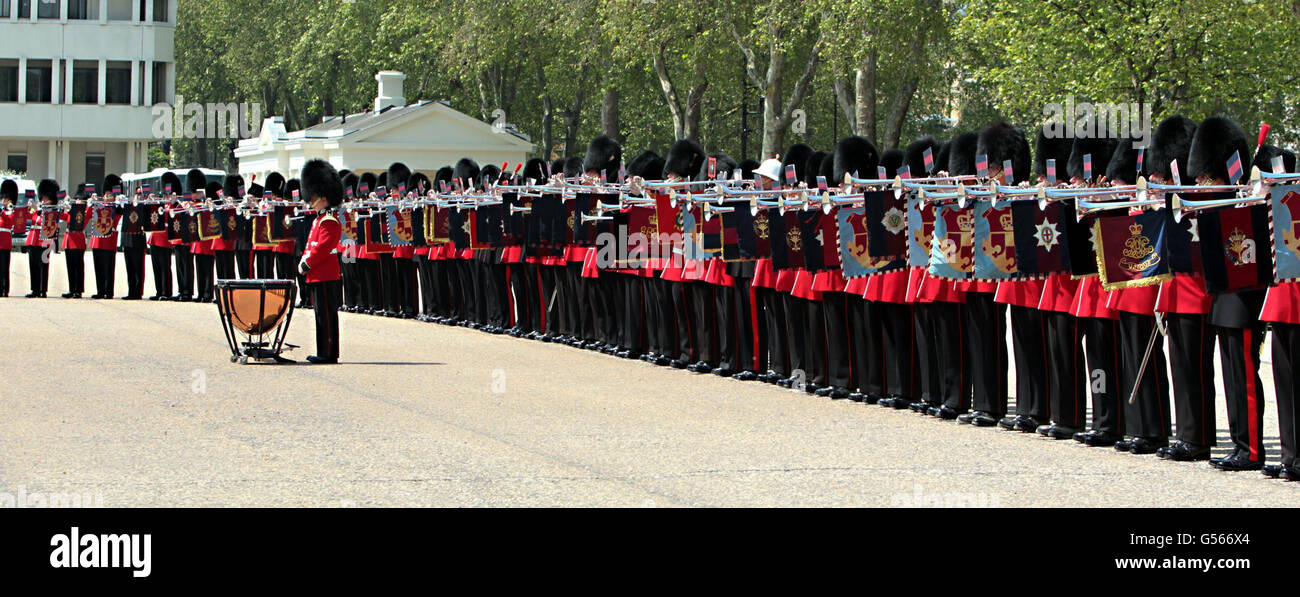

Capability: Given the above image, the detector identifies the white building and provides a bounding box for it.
[235,71,534,183]
[0,0,175,189]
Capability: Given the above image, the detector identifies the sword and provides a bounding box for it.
[1128,312,1168,405]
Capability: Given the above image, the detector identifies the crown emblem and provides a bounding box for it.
[956,213,975,231]
[1129,222,1143,236]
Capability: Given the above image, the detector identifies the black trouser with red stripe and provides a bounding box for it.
[0,249,9,296]
[783,295,806,382]
[234,249,253,279]
[1165,313,1216,447]
[194,253,215,300]
[1042,310,1085,428]
[849,297,884,398]
[1272,323,1300,468]
[967,294,1006,416]
[645,277,673,358]
[360,258,381,312]
[215,250,236,280]
[123,236,146,298]
[28,245,49,294]
[1120,312,1169,440]
[932,302,968,411]
[620,274,645,354]
[311,279,342,361]
[65,248,85,295]
[804,299,828,387]
[880,302,917,400]
[761,289,788,378]
[822,292,852,391]
[690,282,717,366]
[150,246,172,298]
[174,245,194,298]
[396,257,418,316]
[913,302,940,405]
[1217,323,1266,462]
[92,248,115,297]
[1009,305,1048,421]
[254,250,275,280]
[1081,317,1122,434]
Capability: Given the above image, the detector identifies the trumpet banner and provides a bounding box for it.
[141,203,166,233]
[906,193,935,268]
[1270,184,1300,282]
[124,203,144,235]
[972,200,1017,281]
[1198,203,1272,294]
[836,206,904,278]
[196,210,222,241]
[1094,209,1172,291]
[862,190,909,259]
[339,208,359,244]
[68,202,87,234]
[88,204,117,238]
[1011,200,1070,278]
[927,203,975,280]
[387,207,415,246]
[40,207,59,239]
[719,200,757,262]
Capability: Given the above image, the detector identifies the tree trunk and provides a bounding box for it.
[653,48,687,140]
[538,69,554,158]
[684,83,707,142]
[856,48,877,145]
[882,76,918,149]
[601,87,620,141]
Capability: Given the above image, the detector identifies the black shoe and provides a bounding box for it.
[863,394,883,405]
[881,397,914,410]
[1129,436,1167,455]
[1156,441,1211,462]
[711,367,734,377]
[1283,466,1300,481]
[1209,449,1242,466]
[933,406,963,420]
[997,415,1019,430]
[25,292,42,298]
[1262,464,1284,478]
[669,360,689,369]
[148,295,162,301]
[802,383,822,395]
[688,361,712,374]
[908,400,930,413]
[121,295,140,301]
[649,356,670,367]
[1006,415,1043,433]
[1077,430,1122,447]
[306,355,338,364]
[970,412,999,427]
[1212,456,1264,472]
[732,371,758,382]
[815,387,834,398]
[159,295,174,301]
[1036,424,1077,440]
[62,292,75,298]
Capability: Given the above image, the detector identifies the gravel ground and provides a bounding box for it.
[0,251,1294,507]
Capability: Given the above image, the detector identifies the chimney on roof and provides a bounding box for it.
[375,71,407,112]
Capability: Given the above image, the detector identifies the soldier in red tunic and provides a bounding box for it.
[25,179,61,298]
[298,159,345,364]
[0,179,15,297]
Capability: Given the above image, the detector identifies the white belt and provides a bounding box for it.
[0,228,11,233]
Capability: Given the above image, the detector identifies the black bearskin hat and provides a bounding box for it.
[976,122,1031,184]
[1106,143,1142,185]
[0,179,17,201]
[563,157,584,179]
[453,158,480,189]
[387,162,412,191]
[340,172,358,198]
[186,168,207,194]
[904,136,941,177]
[1254,144,1298,175]
[781,143,814,186]
[300,159,345,207]
[38,178,59,202]
[1146,116,1197,181]
[1188,115,1249,183]
[161,171,183,195]
[1034,130,1073,181]
[408,172,431,194]
[479,164,502,188]
[880,149,905,180]
[805,151,829,186]
[833,137,880,184]
[102,174,123,195]
[522,158,549,183]
[583,136,622,181]
[1067,137,1118,182]
[223,174,244,198]
[664,139,706,179]
[205,181,223,201]
[286,178,301,200]
[549,159,566,179]
[702,153,741,181]
[947,132,980,176]
[264,172,286,198]
[434,167,453,190]
[739,159,760,181]
[627,151,665,180]
[358,172,377,195]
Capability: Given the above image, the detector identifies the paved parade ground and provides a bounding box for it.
[1,255,1295,507]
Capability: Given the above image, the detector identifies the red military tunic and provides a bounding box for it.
[0,209,13,251]
[60,208,88,251]
[1261,282,1300,326]
[302,212,342,283]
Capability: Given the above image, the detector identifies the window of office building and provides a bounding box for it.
[26,61,53,103]
[86,155,105,189]
[17,0,31,18]
[68,0,89,19]
[153,0,168,22]
[0,61,18,102]
[151,62,167,104]
[0,1,9,17]
[37,0,59,19]
[8,155,28,175]
[106,62,131,104]
[72,62,98,104]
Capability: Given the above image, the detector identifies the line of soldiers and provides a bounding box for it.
[2,168,316,308]
[3,115,1298,482]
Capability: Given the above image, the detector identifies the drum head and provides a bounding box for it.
[218,283,292,335]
